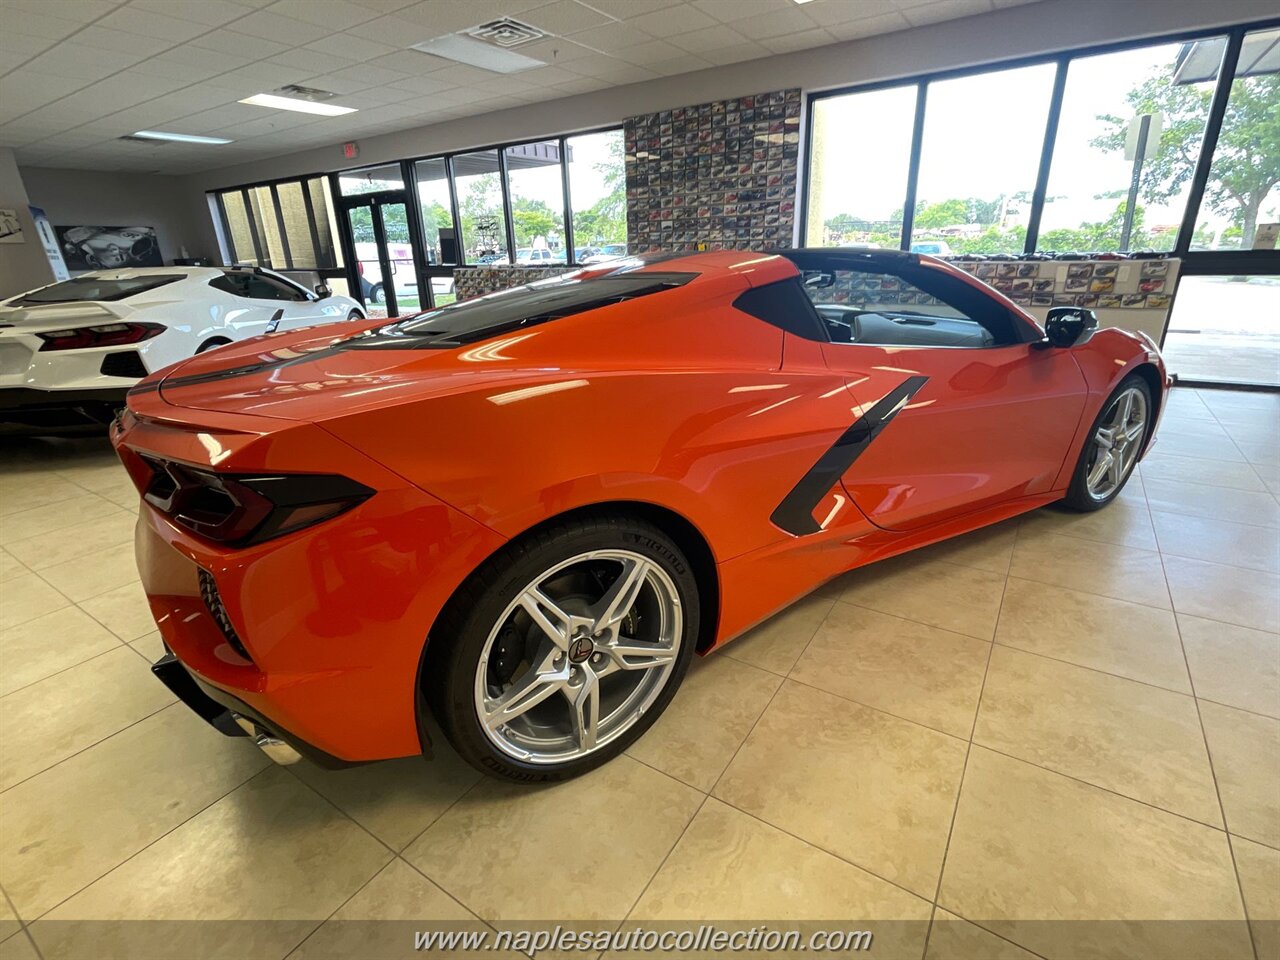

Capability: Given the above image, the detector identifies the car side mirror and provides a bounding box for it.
[1043,306,1097,348]
[314,283,332,299]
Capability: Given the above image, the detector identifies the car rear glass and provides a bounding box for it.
[13,275,185,305]
[366,270,698,347]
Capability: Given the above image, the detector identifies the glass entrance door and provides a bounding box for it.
[341,196,425,318]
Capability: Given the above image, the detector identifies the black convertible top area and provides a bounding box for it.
[348,269,698,350]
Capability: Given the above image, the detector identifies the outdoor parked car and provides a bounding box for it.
[0,265,363,434]
[581,243,627,264]
[116,249,1167,783]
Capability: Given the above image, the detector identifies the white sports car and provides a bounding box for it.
[0,266,364,434]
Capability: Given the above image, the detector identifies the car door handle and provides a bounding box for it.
[265,309,285,333]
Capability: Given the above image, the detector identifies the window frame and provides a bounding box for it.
[209,175,341,274]
[799,16,1280,272]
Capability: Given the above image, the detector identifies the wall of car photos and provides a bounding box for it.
[624,90,802,252]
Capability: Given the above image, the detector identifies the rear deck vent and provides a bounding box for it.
[467,18,545,48]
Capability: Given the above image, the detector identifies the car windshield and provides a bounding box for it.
[12,275,184,305]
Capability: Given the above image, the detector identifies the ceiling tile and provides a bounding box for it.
[693,0,794,21]
[702,41,771,65]
[190,28,291,60]
[581,0,681,16]
[267,48,359,73]
[4,0,117,24]
[666,23,748,54]
[263,0,382,29]
[319,62,411,89]
[825,10,910,40]
[568,21,655,52]
[507,36,597,64]
[646,53,714,75]
[71,25,174,57]
[733,7,818,40]
[306,31,400,61]
[226,8,332,44]
[126,0,259,27]
[0,13,86,42]
[614,39,686,66]
[347,13,429,45]
[0,31,58,60]
[624,4,717,37]
[523,0,615,35]
[801,0,898,25]
[903,0,993,27]
[24,39,149,78]
[759,26,835,54]
[95,5,212,41]
[388,73,460,96]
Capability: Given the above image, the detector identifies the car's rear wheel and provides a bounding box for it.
[425,515,698,782]
[346,309,362,320]
[1063,374,1151,511]
[196,337,232,353]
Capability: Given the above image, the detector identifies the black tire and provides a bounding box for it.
[369,284,383,304]
[424,513,699,783]
[1062,373,1152,512]
[196,337,232,353]
[347,309,363,320]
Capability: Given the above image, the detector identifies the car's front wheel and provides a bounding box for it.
[1063,374,1152,511]
[426,514,698,782]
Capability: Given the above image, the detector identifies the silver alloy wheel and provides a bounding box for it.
[474,549,682,764]
[1085,386,1148,501]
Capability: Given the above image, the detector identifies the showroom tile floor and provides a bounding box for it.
[0,386,1277,960]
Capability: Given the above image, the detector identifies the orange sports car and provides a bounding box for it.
[112,249,1167,782]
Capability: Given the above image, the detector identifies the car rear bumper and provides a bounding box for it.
[113,408,508,763]
[0,386,128,433]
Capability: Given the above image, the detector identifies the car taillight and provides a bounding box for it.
[137,455,373,545]
[37,322,165,351]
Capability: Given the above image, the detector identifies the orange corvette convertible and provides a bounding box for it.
[112,249,1167,781]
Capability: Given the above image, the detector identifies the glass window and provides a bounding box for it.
[14,275,184,304]
[1038,40,1225,253]
[337,163,404,196]
[276,181,314,268]
[506,140,567,265]
[212,271,306,302]
[248,186,287,267]
[805,85,918,248]
[912,64,1056,255]
[415,158,457,266]
[454,149,508,263]
[1189,27,1280,250]
[566,129,626,263]
[221,192,259,265]
[1161,275,1280,386]
[307,177,338,269]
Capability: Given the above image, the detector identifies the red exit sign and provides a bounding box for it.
[343,141,359,160]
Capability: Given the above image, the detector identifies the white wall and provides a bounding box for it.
[18,166,218,266]
[0,148,56,299]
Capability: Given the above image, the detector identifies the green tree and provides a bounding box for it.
[915,199,969,229]
[511,196,559,248]
[1093,72,1280,248]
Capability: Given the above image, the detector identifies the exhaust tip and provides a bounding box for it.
[233,715,302,766]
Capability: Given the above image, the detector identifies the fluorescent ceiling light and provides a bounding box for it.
[132,130,233,144]
[238,93,357,116]
[792,0,816,4]
[410,34,545,73]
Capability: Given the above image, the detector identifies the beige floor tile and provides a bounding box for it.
[791,604,989,737]
[404,756,700,923]
[925,910,1039,960]
[1019,487,1156,550]
[1010,530,1170,609]
[1159,416,1237,442]
[0,645,174,790]
[0,933,38,960]
[714,680,967,898]
[1238,439,1280,469]
[0,477,83,519]
[1163,387,1214,419]
[939,747,1252,960]
[995,577,1190,692]
[1201,390,1280,418]
[1140,452,1269,492]
[0,897,18,942]
[1200,700,1280,847]
[0,497,122,547]
[1151,429,1247,463]
[718,591,834,676]
[1145,477,1280,527]
[0,606,122,697]
[0,704,268,919]
[627,653,781,791]
[289,734,481,851]
[31,767,392,960]
[290,859,488,960]
[128,630,166,663]
[1163,555,1280,633]
[1179,615,1280,718]
[975,646,1220,825]
[628,799,930,956]
[838,555,1006,641]
[1232,835,1280,960]
[78,581,156,641]
[54,460,131,491]
[1152,510,1280,573]
[5,512,136,572]
[0,548,24,584]
[37,552,139,604]
[0,573,69,631]
[911,519,1019,573]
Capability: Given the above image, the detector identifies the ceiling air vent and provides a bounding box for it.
[467,18,546,48]
[272,84,338,103]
